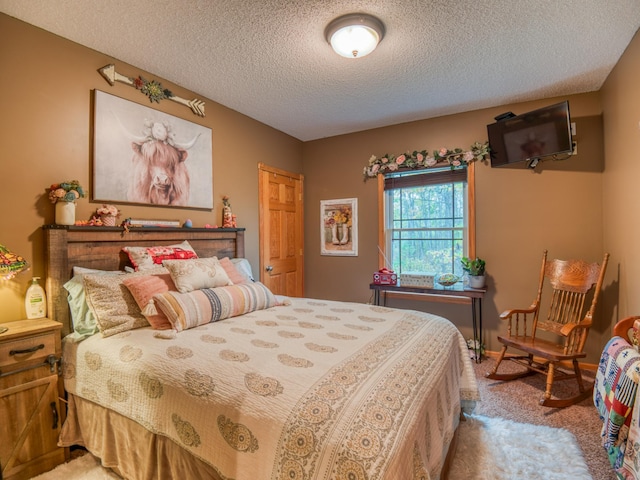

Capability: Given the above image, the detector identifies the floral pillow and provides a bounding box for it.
[122,241,198,271]
[152,282,280,332]
[162,257,232,293]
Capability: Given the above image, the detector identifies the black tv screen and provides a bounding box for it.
[487,101,573,168]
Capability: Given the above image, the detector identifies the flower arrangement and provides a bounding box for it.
[324,206,352,227]
[363,141,490,180]
[96,204,120,218]
[48,180,86,203]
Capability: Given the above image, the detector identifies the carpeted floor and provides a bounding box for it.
[32,355,615,479]
[473,356,615,480]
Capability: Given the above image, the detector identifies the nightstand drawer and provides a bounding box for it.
[0,332,57,369]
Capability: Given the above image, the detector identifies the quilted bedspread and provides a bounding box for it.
[62,297,479,480]
[594,336,640,477]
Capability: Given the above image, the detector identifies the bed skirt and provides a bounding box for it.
[59,394,224,480]
[59,393,461,480]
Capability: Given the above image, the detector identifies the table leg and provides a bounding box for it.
[471,298,482,363]
[478,298,483,363]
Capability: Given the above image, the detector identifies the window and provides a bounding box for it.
[378,164,475,278]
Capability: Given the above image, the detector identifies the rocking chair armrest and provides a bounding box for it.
[499,306,537,320]
[560,318,592,337]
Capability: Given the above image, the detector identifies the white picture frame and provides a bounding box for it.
[320,198,358,256]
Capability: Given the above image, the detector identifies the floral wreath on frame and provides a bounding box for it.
[363,141,490,180]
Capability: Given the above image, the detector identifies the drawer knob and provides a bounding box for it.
[10,343,45,355]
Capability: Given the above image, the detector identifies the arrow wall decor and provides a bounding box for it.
[98,64,205,117]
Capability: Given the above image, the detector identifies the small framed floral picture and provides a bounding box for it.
[320,198,357,256]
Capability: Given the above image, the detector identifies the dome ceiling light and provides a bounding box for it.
[325,13,385,59]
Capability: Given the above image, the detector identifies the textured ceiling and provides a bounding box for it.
[1,0,639,141]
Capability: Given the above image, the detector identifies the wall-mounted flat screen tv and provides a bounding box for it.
[487,101,573,168]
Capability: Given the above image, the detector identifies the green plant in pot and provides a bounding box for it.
[461,256,486,289]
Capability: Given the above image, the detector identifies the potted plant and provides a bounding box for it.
[461,256,486,289]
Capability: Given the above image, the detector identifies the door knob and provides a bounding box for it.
[266,265,273,272]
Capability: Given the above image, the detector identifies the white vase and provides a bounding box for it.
[468,275,485,289]
[55,201,76,226]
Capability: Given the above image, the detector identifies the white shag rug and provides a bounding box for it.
[32,414,592,480]
[449,414,592,480]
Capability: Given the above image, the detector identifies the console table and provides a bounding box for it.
[370,282,486,363]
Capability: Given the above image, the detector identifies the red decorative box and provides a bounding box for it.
[373,268,397,285]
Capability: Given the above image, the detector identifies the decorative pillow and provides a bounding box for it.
[230,258,255,282]
[64,267,124,341]
[83,267,168,337]
[162,257,232,293]
[123,274,176,330]
[152,282,279,332]
[218,257,250,284]
[122,241,198,271]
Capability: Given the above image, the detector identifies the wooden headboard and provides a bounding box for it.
[43,225,246,336]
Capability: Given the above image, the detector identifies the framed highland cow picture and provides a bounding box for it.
[92,90,213,209]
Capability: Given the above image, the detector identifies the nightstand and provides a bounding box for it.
[0,318,67,480]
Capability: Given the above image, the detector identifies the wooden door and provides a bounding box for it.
[258,163,304,297]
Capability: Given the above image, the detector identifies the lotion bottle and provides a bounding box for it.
[25,277,47,319]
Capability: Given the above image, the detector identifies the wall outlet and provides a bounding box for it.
[571,122,576,136]
[572,141,578,155]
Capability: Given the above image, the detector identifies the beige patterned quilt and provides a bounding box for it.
[62,298,479,480]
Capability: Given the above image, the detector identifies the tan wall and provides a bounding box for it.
[303,93,608,361]
[0,14,302,323]
[601,30,640,323]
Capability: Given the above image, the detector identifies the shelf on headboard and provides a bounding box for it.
[42,225,246,336]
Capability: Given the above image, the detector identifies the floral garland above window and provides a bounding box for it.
[363,141,490,180]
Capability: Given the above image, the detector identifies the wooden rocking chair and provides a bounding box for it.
[486,250,609,408]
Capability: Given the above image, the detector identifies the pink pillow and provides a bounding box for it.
[123,274,176,329]
[218,257,250,284]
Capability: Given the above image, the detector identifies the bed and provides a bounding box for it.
[44,225,479,480]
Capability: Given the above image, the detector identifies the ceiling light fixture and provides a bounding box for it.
[325,13,385,59]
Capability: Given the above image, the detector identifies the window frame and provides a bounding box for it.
[377,162,476,271]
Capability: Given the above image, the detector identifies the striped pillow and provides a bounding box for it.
[152,282,279,332]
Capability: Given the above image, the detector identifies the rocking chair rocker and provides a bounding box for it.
[486,250,609,408]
